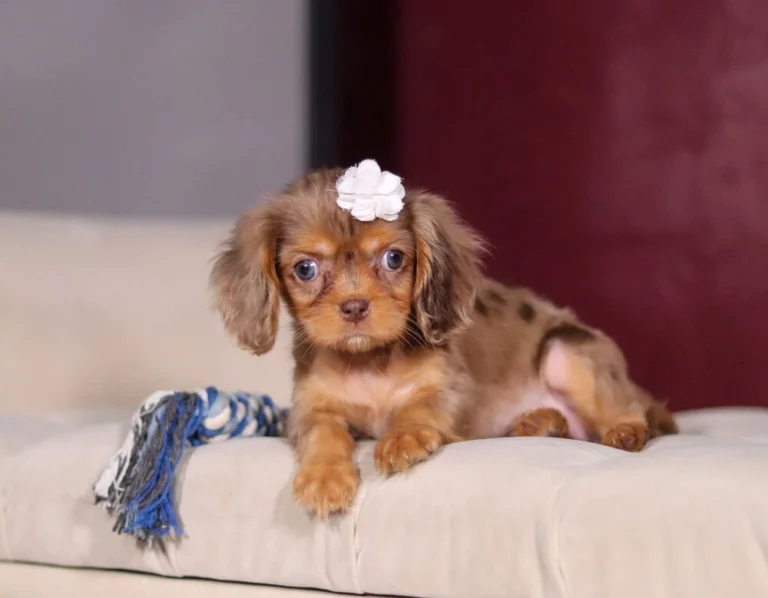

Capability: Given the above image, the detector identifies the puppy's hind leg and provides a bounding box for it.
[536,325,652,452]
[510,408,569,439]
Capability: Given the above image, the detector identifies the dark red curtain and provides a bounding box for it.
[396,1,768,410]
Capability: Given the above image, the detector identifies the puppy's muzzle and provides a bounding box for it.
[339,298,370,323]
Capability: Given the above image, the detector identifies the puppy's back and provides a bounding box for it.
[458,280,571,388]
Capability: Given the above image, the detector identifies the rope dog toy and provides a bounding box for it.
[93,387,287,542]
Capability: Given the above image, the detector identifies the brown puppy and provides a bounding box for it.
[211,168,677,518]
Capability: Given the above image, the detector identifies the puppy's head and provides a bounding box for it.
[211,169,484,355]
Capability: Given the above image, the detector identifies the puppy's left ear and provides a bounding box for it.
[408,192,486,344]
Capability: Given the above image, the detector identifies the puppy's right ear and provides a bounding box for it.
[210,203,280,355]
[409,192,486,344]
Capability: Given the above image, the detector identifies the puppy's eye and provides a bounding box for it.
[382,249,405,271]
[294,259,319,282]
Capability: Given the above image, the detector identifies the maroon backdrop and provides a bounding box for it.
[396,1,768,410]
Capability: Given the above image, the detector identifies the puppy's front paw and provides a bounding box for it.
[602,423,648,452]
[293,458,360,518]
[374,426,442,474]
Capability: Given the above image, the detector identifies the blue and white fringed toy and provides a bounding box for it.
[93,387,287,542]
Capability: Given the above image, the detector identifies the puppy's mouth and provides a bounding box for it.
[332,328,392,353]
[342,333,371,350]
[300,307,407,353]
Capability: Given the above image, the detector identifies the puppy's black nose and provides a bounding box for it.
[339,299,370,323]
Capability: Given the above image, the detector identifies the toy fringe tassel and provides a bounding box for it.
[93,387,287,542]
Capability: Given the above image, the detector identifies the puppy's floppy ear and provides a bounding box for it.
[408,192,486,344]
[210,202,281,355]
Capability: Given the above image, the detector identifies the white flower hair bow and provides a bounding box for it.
[336,159,405,222]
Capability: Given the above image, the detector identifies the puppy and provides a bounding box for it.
[211,168,677,517]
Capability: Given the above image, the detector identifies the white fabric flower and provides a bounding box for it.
[336,159,405,222]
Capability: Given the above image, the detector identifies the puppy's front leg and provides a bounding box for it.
[291,408,359,518]
[375,395,455,475]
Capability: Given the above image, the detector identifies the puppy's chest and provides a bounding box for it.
[338,369,416,438]
[308,349,446,438]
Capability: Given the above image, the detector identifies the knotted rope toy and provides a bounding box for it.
[93,387,287,542]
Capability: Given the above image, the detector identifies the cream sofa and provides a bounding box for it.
[1,210,767,598]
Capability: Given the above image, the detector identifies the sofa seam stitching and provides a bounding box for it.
[349,458,367,595]
[0,460,14,561]
[549,475,571,598]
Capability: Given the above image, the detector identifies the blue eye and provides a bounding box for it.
[294,259,319,282]
[382,250,405,271]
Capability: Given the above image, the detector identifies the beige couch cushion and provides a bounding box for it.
[1,407,767,598]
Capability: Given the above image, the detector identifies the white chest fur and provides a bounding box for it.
[339,369,417,437]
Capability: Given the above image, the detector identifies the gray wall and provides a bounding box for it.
[0,0,307,217]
